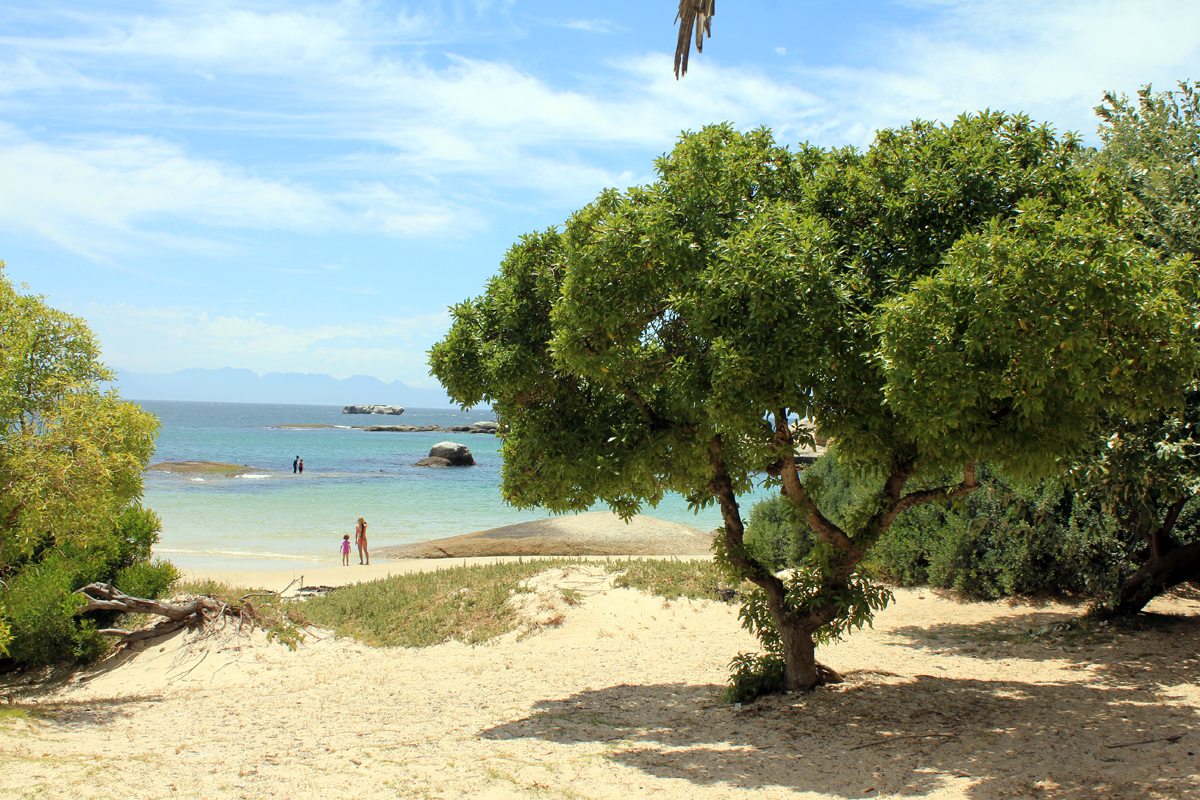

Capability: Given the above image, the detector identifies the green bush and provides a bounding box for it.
[742,452,1165,601]
[743,497,804,571]
[115,560,181,601]
[0,505,178,667]
[724,652,786,703]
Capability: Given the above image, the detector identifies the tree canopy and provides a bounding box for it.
[0,266,173,665]
[431,114,1199,692]
[1060,82,1200,615]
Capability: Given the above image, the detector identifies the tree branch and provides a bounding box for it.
[707,435,779,589]
[1156,496,1188,558]
[876,460,980,532]
[772,410,856,552]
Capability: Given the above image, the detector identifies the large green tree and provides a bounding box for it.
[0,266,172,665]
[1069,82,1200,616]
[431,116,1198,692]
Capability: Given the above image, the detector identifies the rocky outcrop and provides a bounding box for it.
[342,405,405,415]
[427,441,475,466]
[413,456,453,468]
[362,421,498,434]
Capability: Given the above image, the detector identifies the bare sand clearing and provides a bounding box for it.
[2,568,1199,800]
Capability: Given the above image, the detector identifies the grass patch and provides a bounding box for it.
[301,559,579,648]
[606,558,740,602]
[0,707,28,721]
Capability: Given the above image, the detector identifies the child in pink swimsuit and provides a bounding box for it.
[341,534,351,566]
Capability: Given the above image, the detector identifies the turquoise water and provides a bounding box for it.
[140,400,763,567]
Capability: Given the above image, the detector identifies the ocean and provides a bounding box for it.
[140,400,764,570]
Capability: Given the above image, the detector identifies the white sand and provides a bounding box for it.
[2,567,1199,799]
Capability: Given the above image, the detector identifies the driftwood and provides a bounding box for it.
[74,582,268,645]
[849,733,959,751]
[1105,733,1186,749]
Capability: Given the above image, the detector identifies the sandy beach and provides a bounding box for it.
[2,530,1199,798]
[3,581,1199,800]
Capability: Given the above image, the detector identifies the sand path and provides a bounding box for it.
[1,570,1198,799]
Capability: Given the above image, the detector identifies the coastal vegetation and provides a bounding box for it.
[174,559,736,651]
[608,557,735,601]
[0,266,175,667]
[301,560,578,647]
[431,85,1200,697]
[743,452,1172,601]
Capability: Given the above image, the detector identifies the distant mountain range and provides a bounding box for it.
[107,367,469,409]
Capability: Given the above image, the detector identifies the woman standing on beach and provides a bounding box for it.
[355,517,369,565]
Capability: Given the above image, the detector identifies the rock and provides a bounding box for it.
[428,441,475,466]
[359,423,494,434]
[413,456,453,468]
[470,420,498,433]
[363,424,439,432]
[342,405,405,415]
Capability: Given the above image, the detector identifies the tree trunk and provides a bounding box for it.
[777,613,818,690]
[709,434,840,693]
[772,607,841,691]
[1102,541,1200,617]
[1096,497,1199,618]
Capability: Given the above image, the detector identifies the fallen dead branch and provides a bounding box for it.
[849,733,959,751]
[1105,733,1186,749]
[74,582,267,645]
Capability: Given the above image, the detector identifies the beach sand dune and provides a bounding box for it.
[376,511,718,559]
[2,565,1199,799]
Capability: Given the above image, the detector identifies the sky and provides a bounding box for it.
[3,0,1199,397]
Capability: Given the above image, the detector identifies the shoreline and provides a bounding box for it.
[162,510,719,587]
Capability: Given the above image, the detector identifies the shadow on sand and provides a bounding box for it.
[479,612,1200,799]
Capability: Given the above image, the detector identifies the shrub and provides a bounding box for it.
[742,452,1160,601]
[0,506,178,666]
[744,496,811,571]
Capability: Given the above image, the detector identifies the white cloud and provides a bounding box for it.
[561,19,620,34]
[795,0,1200,144]
[2,0,1198,262]
[0,6,827,256]
[82,301,450,382]
[0,126,463,258]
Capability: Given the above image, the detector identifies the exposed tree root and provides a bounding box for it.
[74,582,270,646]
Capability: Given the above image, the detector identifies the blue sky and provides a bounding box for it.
[3,0,1199,395]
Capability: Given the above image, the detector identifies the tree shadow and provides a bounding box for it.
[1,695,161,730]
[479,671,1199,798]
[0,630,184,728]
[887,607,1200,691]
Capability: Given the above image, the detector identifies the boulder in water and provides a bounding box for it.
[428,441,475,466]
[413,456,453,468]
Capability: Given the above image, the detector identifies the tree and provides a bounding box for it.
[1068,82,1200,616]
[0,266,173,665]
[430,117,1198,692]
